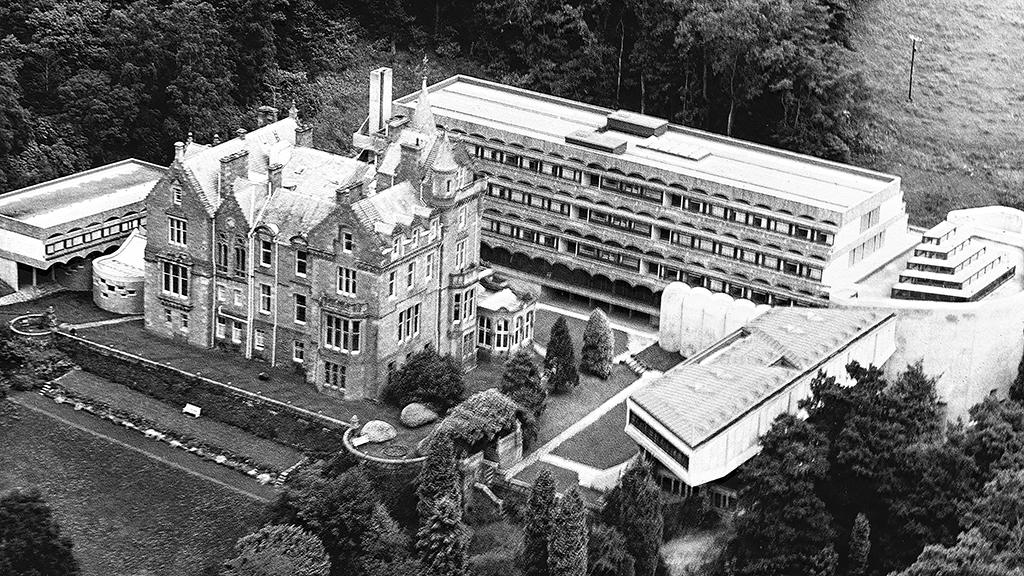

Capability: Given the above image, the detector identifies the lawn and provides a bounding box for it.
[551,401,637,470]
[851,0,1024,226]
[0,404,265,576]
[536,364,638,446]
[0,291,123,326]
[54,369,304,471]
[535,308,631,356]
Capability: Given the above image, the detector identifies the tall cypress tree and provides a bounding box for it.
[524,470,557,576]
[548,488,588,576]
[581,308,615,379]
[848,513,871,576]
[1011,347,1024,404]
[546,317,579,393]
[416,495,469,576]
[601,465,663,576]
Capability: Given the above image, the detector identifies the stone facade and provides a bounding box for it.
[144,102,485,400]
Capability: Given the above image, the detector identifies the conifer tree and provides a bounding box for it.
[587,523,635,576]
[416,433,462,521]
[501,348,547,417]
[548,488,588,576]
[848,513,871,576]
[416,495,469,576]
[581,309,615,379]
[601,465,663,576]
[808,545,839,576]
[546,317,579,393]
[524,470,557,576]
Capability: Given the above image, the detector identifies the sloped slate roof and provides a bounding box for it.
[351,181,433,237]
[632,308,890,447]
[258,149,369,240]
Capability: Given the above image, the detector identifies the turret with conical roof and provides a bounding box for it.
[409,77,437,135]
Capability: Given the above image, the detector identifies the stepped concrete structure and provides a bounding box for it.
[890,220,1015,302]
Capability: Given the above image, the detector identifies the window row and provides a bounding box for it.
[45,217,144,255]
[397,303,421,342]
[629,411,689,470]
[391,219,441,259]
[487,184,571,217]
[472,143,836,245]
[324,314,361,353]
[161,262,189,297]
[476,311,534,350]
[452,288,476,322]
[215,316,244,343]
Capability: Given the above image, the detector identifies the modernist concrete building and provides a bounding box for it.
[627,306,897,501]
[92,229,146,314]
[356,71,912,318]
[0,159,162,293]
[143,103,486,400]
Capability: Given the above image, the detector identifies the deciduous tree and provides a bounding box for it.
[0,488,80,576]
[386,346,466,410]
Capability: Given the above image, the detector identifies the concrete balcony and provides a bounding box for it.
[449,263,492,288]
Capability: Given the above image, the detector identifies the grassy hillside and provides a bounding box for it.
[851,0,1024,226]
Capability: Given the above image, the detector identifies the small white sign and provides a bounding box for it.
[182,404,202,418]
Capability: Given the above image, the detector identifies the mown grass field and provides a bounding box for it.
[851,0,1024,226]
[0,405,264,576]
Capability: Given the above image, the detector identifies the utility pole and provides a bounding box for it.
[908,35,921,102]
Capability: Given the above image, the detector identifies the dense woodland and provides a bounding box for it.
[0,0,868,194]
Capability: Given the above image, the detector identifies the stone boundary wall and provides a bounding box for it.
[53,332,350,454]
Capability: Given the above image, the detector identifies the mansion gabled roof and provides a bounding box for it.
[632,308,893,447]
[351,181,433,237]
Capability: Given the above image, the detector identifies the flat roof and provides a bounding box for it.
[631,308,892,447]
[0,159,164,228]
[396,76,898,212]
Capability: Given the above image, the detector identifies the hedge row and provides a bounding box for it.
[54,335,346,455]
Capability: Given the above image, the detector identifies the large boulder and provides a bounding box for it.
[360,420,397,443]
[400,403,439,428]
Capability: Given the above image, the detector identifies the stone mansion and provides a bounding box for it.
[143,97,494,400]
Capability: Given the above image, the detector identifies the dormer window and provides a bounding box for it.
[393,237,401,257]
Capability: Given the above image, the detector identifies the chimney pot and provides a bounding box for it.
[257,105,279,127]
[174,141,185,162]
[212,133,221,145]
[236,128,247,140]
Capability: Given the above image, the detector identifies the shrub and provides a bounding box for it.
[661,491,716,541]
[384,346,465,411]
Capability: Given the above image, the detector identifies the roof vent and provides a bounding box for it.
[637,136,709,161]
[565,130,627,154]
[606,110,669,137]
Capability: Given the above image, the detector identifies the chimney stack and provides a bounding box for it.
[268,163,283,194]
[257,105,279,127]
[368,67,393,134]
[220,150,250,186]
[236,128,247,140]
[174,141,185,162]
[336,181,366,206]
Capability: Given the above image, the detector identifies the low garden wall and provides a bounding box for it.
[53,332,348,455]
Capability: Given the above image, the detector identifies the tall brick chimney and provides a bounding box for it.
[257,105,278,127]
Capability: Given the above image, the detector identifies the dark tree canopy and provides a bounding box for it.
[385,345,465,410]
[524,470,557,576]
[0,488,80,576]
[548,488,588,576]
[601,465,663,576]
[546,317,579,394]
